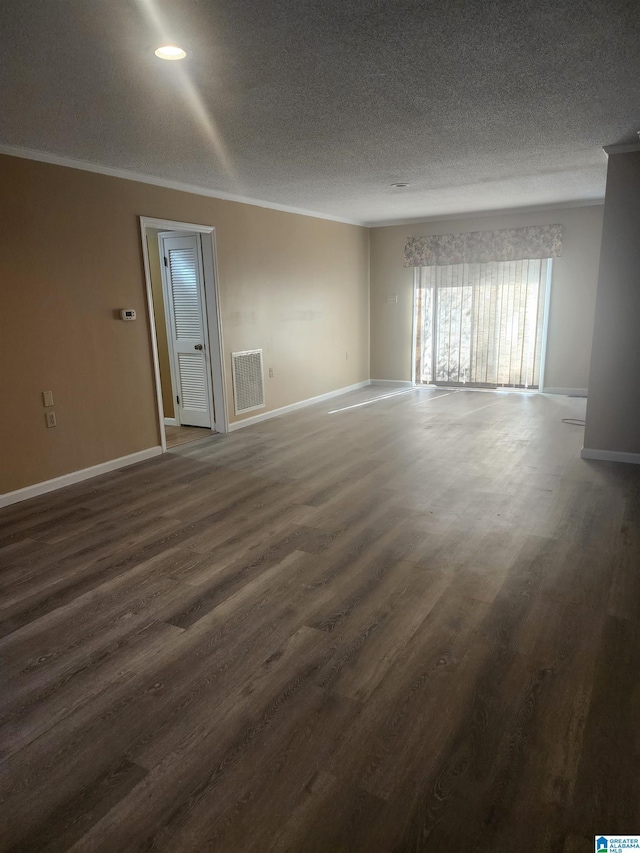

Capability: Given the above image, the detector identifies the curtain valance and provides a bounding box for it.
[403,224,563,267]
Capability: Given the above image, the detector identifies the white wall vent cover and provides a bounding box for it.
[231,349,265,415]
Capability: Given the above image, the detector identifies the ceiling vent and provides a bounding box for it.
[231,349,265,415]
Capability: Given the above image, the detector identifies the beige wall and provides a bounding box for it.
[0,155,369,494]
[369,205,604,391]
[584,150,640,455]
[146,229,174,419]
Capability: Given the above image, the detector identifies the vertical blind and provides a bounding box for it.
[414,259,550,389]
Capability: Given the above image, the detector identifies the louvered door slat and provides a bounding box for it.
[168,248,201,339]
[177,353,208,410]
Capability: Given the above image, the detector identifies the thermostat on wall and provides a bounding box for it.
[120,309,136,321]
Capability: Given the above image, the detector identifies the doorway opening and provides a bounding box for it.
[140,217,227,452]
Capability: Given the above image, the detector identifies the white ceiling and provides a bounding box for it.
[1,0,639,225]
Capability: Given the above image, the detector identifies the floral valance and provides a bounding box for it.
[403,224,563,267]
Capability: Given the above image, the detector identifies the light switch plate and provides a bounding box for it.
[42,390,54,407]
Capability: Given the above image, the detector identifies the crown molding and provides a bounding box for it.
[0,144,611,229]
[0,144,367,228]
[603,142,640,155]
[366,198,605,228]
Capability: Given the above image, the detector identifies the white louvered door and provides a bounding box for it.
[160,233,213,428]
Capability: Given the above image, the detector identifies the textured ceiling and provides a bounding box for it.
[1,0,639,225]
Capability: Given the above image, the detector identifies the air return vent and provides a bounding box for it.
[231,349,265,415]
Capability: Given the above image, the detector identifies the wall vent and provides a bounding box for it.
[231,349,265,415]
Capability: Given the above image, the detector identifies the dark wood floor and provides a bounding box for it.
[1,386,639,852]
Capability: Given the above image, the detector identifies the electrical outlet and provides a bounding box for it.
[387,294,398,303]
[42,390,54,407]
[45,411,57,428]
[268,367,274,378]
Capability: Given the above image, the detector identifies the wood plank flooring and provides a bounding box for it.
[1,386,639,851]
[165,425,214,449]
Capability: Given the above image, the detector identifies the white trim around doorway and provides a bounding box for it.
[139,217,229,452]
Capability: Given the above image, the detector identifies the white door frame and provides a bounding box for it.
[139,216,228,451]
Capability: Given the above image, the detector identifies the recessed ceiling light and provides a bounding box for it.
[154,45,187,61]
[390,182,409,188]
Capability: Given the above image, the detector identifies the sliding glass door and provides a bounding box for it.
[414,259,551,389]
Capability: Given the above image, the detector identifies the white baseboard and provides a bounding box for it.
[542,387,588,397]
[372,381,584,394]
[163,417,178,426]
[0,446,163,508]
[580,447,640,465]
[228,380,371,431]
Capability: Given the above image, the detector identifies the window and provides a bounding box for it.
[414,258,551,389]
